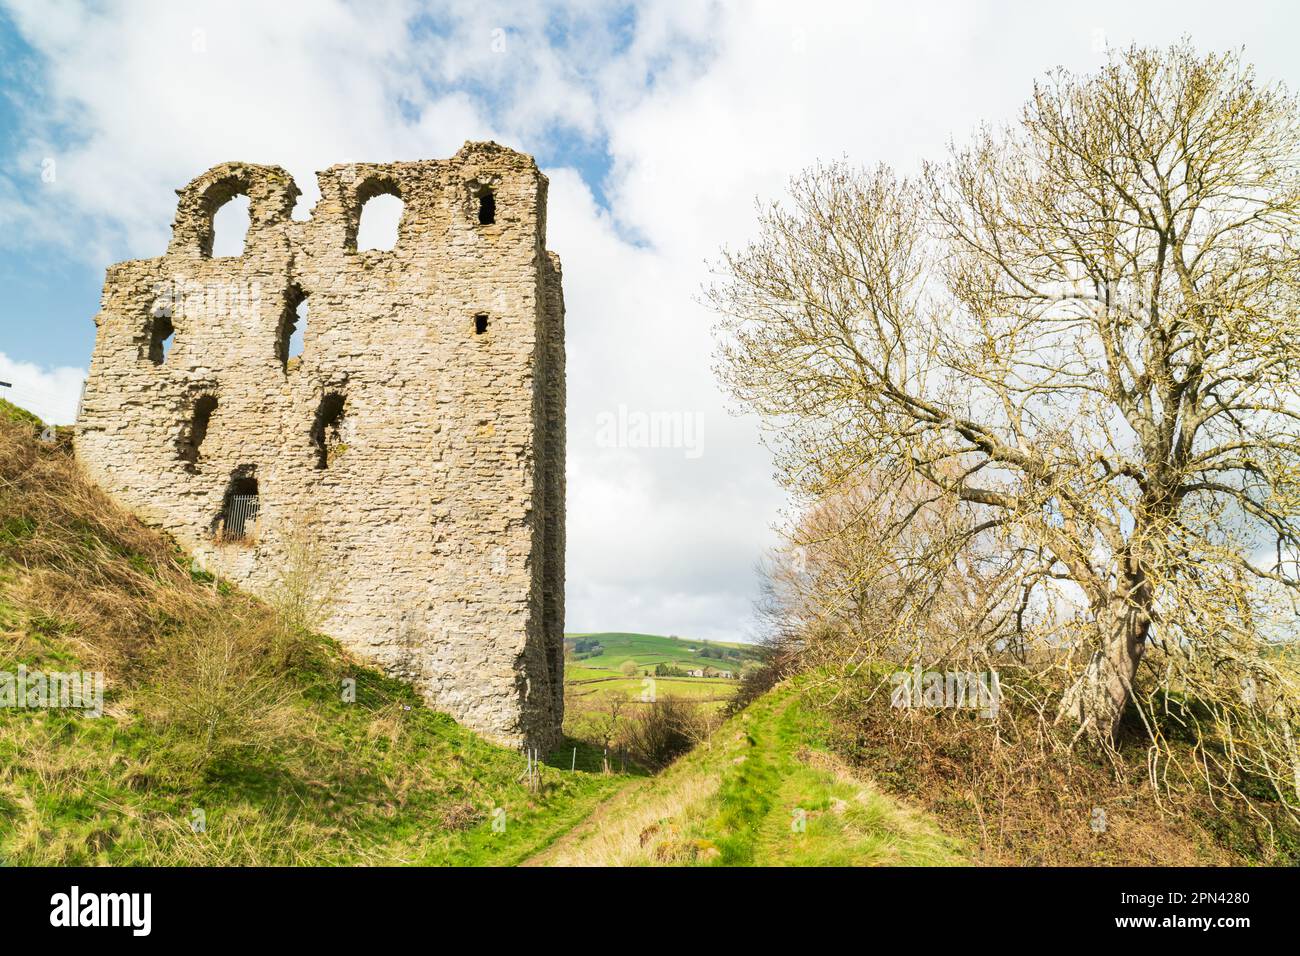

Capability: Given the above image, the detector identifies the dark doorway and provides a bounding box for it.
[219,473,260,541]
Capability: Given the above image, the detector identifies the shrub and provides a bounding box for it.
[622,697,705,770]
[138,611,299,773]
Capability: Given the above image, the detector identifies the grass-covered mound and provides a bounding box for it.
[0,398,44,430]
[0,414,624,865]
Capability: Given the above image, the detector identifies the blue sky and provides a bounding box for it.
[1,0,1297,641]
[0,14,98,372]
[0,1,639,372]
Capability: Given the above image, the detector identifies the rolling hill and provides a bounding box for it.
[566,631,756,672]
[563,632,756,709]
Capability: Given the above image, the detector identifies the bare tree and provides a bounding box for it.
[266,510,336,663]
[711,44,1300,802]
[769,468,1020,676]
[569,691,627,774]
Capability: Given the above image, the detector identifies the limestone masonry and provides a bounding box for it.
[76,142,566,749]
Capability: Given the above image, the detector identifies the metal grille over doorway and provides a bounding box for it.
[223,492,259,541]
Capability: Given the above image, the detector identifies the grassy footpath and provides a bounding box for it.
[532,683,966,866]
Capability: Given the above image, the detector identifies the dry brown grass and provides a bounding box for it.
[531,771,717,867]
[0,417,218,680]
[813,669,1299,865]
[0,419,309,773]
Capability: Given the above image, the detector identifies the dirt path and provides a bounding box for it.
[519,776,653,866]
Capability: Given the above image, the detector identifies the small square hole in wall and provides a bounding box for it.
[474,313,489,335]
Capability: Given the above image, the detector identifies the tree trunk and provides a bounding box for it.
[1057,596,1148,741]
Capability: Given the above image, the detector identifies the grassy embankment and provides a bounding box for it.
[0,403,628,865]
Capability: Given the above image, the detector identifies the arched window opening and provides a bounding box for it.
[277,286,308,369]
[290,191,314,222]
[218,472,259,542]
[310,393,347,469]
[179,394,218,465]
[477,188,495,225]
[356,193,403,251]
[148,313,175,365]
[211,193,251,257]
[474,313,489,335]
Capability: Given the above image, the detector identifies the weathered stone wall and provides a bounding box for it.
[75,142,565,750]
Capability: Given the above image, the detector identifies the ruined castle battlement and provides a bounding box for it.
[75,141,566,749]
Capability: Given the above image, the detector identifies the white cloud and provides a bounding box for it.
[0,352,85,425]
[3,0,1298,640]
[544,162,784,640]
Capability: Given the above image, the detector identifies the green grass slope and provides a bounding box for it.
[564,632,749,710]
[0,398,44,430]
[566,632,754,672]
[531,681,967,867]
[0,418,628,865]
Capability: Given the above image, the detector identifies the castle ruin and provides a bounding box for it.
[75,142,566,750]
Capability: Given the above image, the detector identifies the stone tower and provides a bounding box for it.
[75,142,566,750]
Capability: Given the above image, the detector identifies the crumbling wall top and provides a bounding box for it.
[163,143,547,261]
[168,161,299,258]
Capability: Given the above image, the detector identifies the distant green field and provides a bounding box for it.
[563,632,755,710]
[565,632,754,674]
[567,675,736,702]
